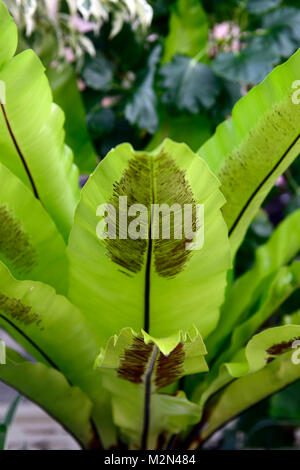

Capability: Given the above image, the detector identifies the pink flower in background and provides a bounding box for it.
[64,47,75,63]
[211,22,241,54]
[77,78,86,91]
[276,175,287,189]
[213,22,231,40]
[72,14,95,34]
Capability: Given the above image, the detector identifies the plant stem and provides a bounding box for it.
[141,345,158,450]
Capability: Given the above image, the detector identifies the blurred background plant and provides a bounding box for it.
[1,0,300,450]
[0,396,20,450]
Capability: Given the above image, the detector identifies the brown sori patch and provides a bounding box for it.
[105,155,151,275]
[0,292,42,327]
[0,205,37,275]
[153,152,197,278]
[104,151,198,279]
[117,336,154,384]
[155,343,185,389]
[266,336,300,356]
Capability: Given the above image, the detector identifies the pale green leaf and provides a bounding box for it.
[95,326,207,390]
[199,49,300,255]
[0,3,80,239]
[206,209,300,360]
[0,163,68,293]
[68,139,231,345]
[0,261,116,447]
[0,347,94,449]
[103,374,202,449]
[0,1,17,69]
[222,262,300,372]
[190,350,300,448]
[48,64,97,174]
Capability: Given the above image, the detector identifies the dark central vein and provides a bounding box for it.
[0,313,104,449]
[141,345,158,450]
[229,133,300,236]
[144,159,154,333]
[0,104,39,199]
[0,312,58,370]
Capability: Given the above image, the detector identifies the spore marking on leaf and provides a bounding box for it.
[105,152,197,279]
[0,292,42,327]
[105,155,151,274]
[266,336,300,360]
[154,153,197,278]
[118,336,154,384]
[155,343,185,389]
[0,205,37,274]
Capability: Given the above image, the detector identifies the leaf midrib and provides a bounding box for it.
[0,103,39,199]
[229,132,300,236]
[144,156,155,333]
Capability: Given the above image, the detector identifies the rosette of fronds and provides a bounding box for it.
[0,2,300,450]
[3,0,153,67]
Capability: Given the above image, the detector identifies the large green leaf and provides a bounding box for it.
[0,163,68,293]
[189,333,300,448]
[198,49,300,254]
[0,2,80,239]
[189,325,300,446]
[96,326,207,448]
[206,209,300,360]
[193,263,300,404]
[162,0,208,64]
[68,139,231,346]
[48,64,97,174]
[0,1,17,68]
[213,262,300,369]
[0,347,94,449]
[95,326,208,388]
[0,261,116,447]
[103,374,202,449]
